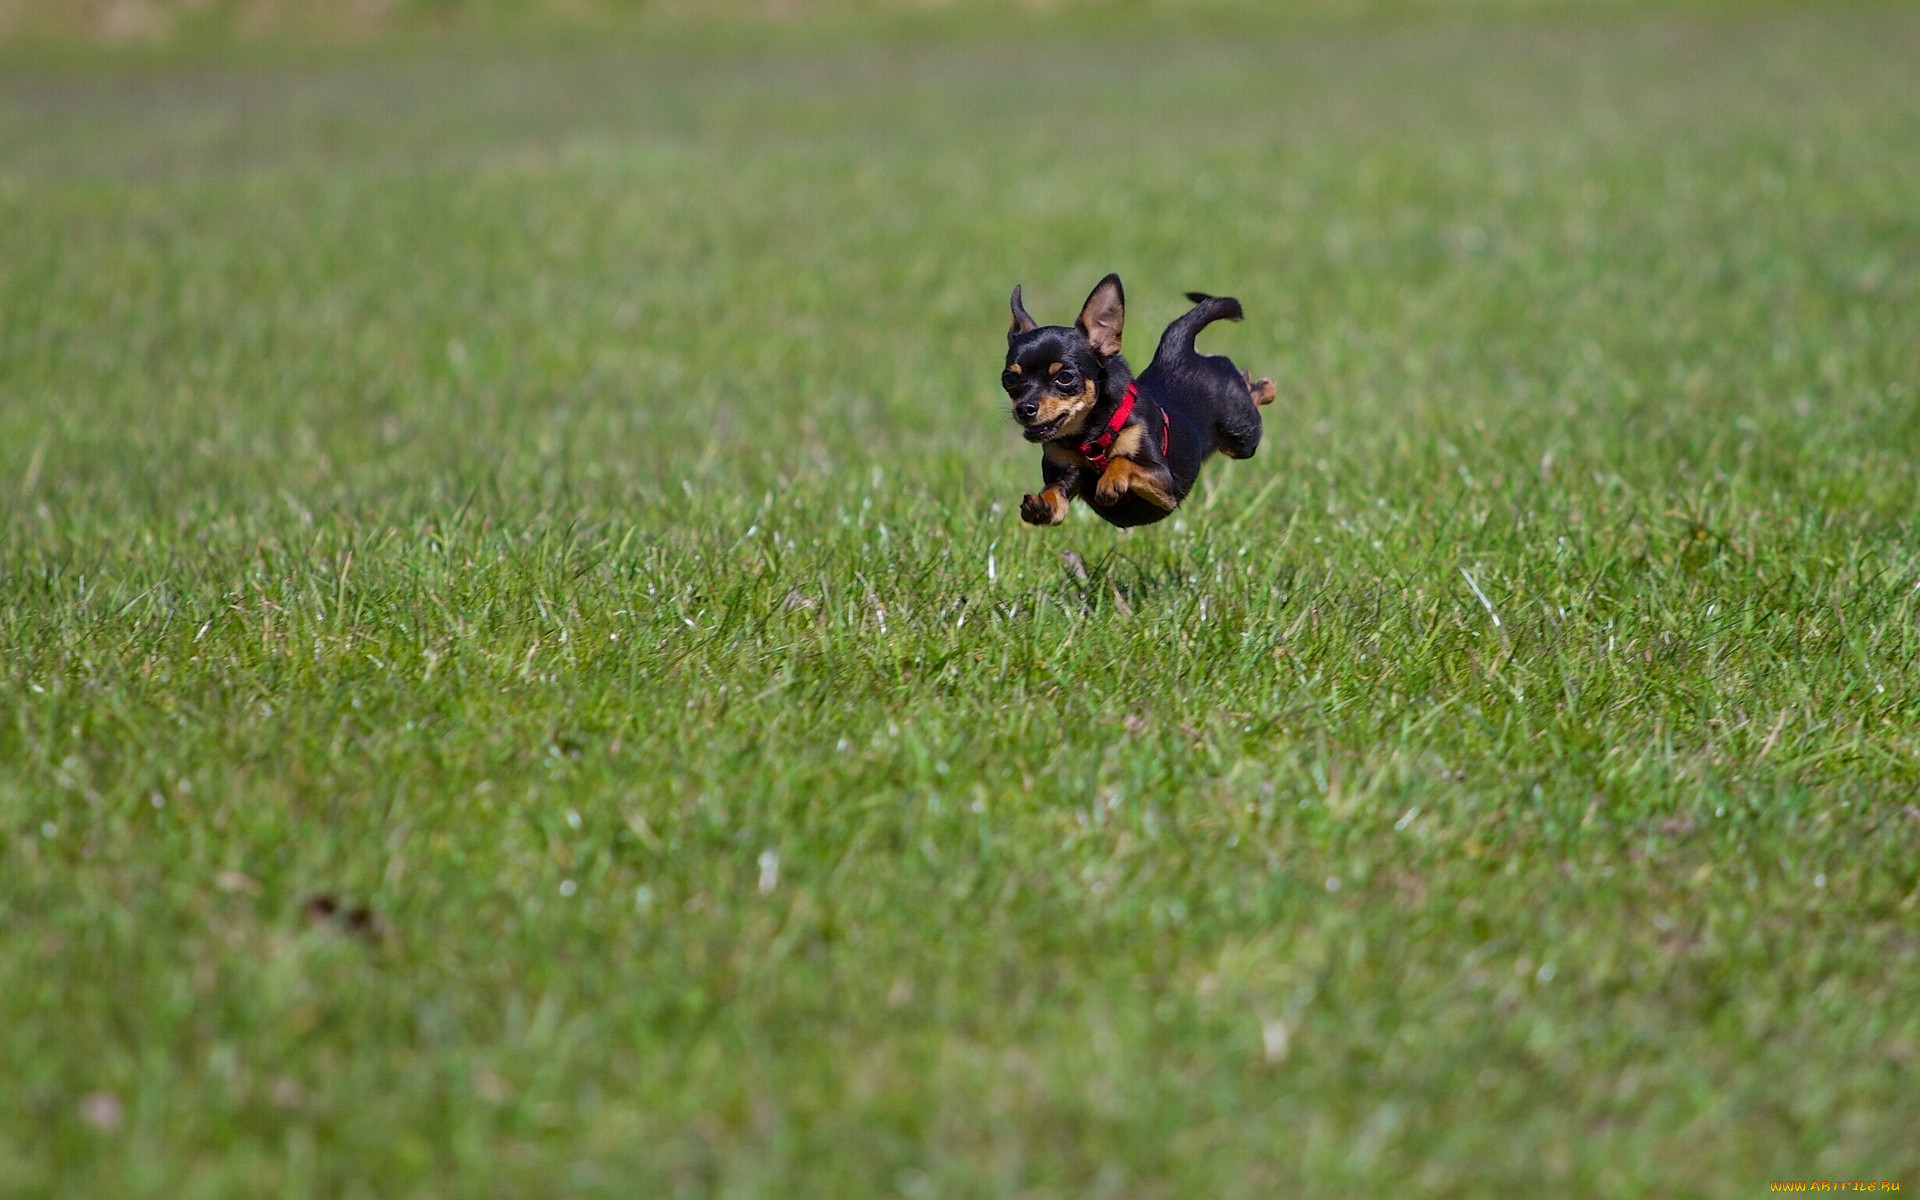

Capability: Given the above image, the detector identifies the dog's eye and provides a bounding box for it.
[1001,371,1020,390]
[1054,370,1078,389]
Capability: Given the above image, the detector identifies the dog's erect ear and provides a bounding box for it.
[1075,273,1125,357]
[1009,285,1037,339]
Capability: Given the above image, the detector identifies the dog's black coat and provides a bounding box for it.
[1003,275,1270,528]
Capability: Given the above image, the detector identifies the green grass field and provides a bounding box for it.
[4,3,1920,1195]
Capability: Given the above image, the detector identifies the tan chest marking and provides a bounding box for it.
[1043,442,1091,469]
[1046,415,1147,471]
[1106,421,1147,459]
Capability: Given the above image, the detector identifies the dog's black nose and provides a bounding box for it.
[1014,400,1038,423]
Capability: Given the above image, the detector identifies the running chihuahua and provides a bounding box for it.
[1004,274,1275,528]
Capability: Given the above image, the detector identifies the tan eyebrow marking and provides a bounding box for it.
[1047,362,1063,376]
[1007,363,1023,375]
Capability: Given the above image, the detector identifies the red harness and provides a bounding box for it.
[1077,381,1169,470]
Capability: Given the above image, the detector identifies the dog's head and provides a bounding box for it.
[1002,273,1125,443]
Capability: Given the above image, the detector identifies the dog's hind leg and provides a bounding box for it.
[1213,371,1270,460]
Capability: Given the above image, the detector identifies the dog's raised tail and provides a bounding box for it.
[1154,292,1244,363]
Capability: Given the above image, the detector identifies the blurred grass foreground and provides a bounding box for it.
[3,0,1919,1196]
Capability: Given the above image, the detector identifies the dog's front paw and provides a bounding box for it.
[1093,459,1136,506]
[1098,459,1176,509]
[1020,490,1065,526]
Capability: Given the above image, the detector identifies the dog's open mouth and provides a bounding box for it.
[1022,414,1070,443]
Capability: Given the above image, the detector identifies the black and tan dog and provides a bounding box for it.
[1004,274,1275,528]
